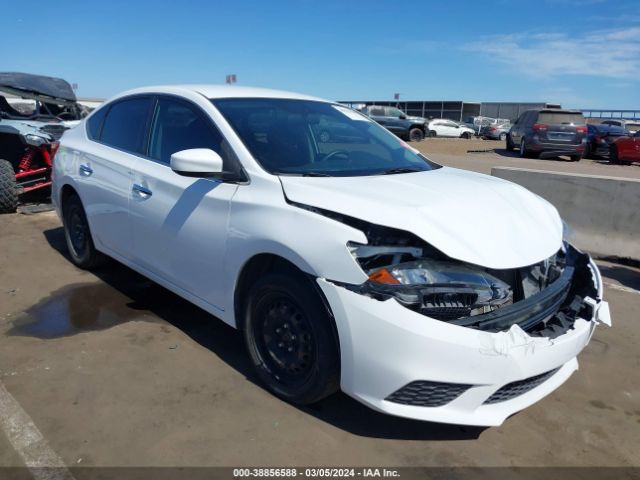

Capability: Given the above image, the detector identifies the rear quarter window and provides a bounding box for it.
[86,107,108,140]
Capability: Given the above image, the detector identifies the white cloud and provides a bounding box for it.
[464,27,640,79]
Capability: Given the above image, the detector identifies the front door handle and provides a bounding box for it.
[132,183,153,198]
[79,164,93,176]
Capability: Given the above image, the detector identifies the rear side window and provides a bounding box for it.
[100,97,152,154]
[537,112,585,125]
[86,107,107,140]
[148,98,231,168]
[370,107,385,116]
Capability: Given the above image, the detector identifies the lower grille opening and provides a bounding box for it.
[483,368,561,405]
[386,380,472,407]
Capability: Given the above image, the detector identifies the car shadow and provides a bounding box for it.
[42,226,486,441]
[597,263,640,291]
[492,149,576,161]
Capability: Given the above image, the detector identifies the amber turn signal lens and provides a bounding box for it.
[368,268,400,285]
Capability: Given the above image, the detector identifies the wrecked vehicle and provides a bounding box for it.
[0,72,88,213]
[52,86,611,426]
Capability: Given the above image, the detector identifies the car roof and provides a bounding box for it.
[592,124,626,132]
[111,84,327,102]
[536,109,584,114]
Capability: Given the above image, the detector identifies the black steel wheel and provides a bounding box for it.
[244,272,339,404]
[62,193,105,269]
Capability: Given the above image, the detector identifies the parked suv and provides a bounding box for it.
[360,105,427,142]
[52,85,610,426]
[506,109,587,161]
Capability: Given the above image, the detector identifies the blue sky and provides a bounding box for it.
[2,0,639,108]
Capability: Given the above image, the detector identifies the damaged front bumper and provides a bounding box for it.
[318,254,610,426]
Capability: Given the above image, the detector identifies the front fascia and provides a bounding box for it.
[317,253,609,426]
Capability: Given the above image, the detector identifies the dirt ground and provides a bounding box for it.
[0,140,639,471]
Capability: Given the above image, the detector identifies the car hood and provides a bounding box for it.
[279,167,563,269]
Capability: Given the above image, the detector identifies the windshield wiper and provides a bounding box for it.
[379,167,423,175]
[275,171,332,177]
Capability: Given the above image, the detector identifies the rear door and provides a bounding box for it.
[76,96,153,259]
[368,106,388,128]
[510,112,527,144]
[384,107,406,134]
[128,95,240,310]
[536,111,586,145]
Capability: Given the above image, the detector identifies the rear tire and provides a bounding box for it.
[243,272,340,405]
[62,193,105,269]
[0,159,18,214]
[519,138,529,158]
[461,132,471,139]
[409,128,425,142]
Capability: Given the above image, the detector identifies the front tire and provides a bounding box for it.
[243,272,340,405]
[62,193,105,269]
[506,134,515,151]
[0,159,18,214]
[499,132,507,141]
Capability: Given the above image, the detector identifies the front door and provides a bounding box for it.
[129,96,239,312]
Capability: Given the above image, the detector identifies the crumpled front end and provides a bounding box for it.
[319,246,610,425]
[312,210,610,426]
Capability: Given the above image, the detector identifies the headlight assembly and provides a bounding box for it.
[348,242,513,320]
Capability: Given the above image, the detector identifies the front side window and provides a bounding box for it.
[100,97,152,154]
[387,108,404,118]
[213,98,439,177]
[370,107,385,116]
[149,98,230,167]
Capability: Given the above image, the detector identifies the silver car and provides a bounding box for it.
[481,122,511,140]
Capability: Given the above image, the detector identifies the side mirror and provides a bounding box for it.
[399,114,406,120]
[170,148,223,177]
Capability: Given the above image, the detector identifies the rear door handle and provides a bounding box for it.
[79,164,93,176]
[132,183,152,198]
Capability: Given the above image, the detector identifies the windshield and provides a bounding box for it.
[212,98,439,177]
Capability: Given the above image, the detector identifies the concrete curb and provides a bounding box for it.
[491,166,640,261]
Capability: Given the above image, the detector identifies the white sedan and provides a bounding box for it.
[428,118,475,138]
[52,85,610,426]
